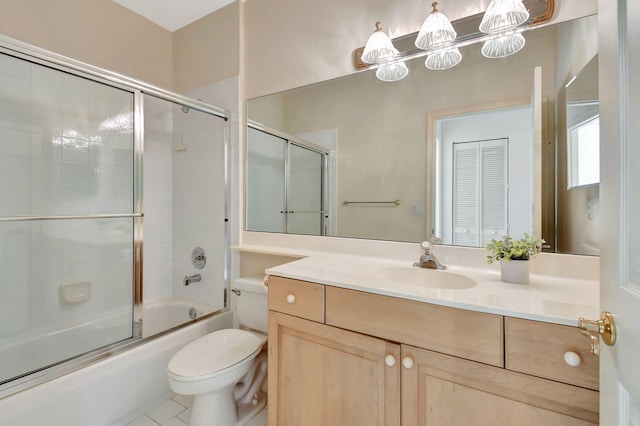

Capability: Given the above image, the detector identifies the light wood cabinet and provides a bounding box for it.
[267,276,325,322]
[325,286,503,366]
[401,345,598,426]
[505,317,599,390]
[267,276,600,425]
[268,311,401,426]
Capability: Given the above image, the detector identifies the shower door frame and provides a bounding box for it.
[246,121,330,236]
[0,33,231,399]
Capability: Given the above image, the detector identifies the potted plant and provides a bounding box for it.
[486,233,545,284]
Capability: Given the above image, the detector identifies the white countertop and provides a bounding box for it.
[265,253,600,326]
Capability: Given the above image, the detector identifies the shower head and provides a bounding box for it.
[181,105,190,113]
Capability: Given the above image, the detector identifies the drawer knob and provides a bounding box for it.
[384,355,396,367]
[563,351,582,367]
[286,294,296,304]
[402,356,414,369]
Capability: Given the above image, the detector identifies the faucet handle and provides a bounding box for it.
[420,241,433,254]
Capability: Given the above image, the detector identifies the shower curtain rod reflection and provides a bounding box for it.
[0,213,144,222]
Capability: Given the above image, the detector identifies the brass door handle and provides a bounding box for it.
[578,311,616,355]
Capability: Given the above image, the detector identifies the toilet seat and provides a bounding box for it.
[168,329,261,382]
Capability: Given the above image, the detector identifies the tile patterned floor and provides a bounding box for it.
[126,394,267,426]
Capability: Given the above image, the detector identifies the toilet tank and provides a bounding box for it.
[233,277,268,333]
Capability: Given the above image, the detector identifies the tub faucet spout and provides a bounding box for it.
[184,274,202,286]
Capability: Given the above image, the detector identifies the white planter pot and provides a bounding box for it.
[500,259,530,284]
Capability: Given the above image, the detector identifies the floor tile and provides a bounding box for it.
[146,399,185,424]
[172,393,194,408]
[162,417,187,426]
[177,406,192,423]
[246,408,268,426]
[127,415,158,426]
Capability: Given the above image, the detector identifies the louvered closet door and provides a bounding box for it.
[481,140,508,245]
[453,144,479,246]
[453,139,508,247]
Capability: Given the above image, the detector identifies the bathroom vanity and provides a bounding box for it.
[263,255,599,426]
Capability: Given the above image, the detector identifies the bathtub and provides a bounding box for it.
[0,309,233,426]
[142,297,219,338]
[0,308,132,387]
[0,298,218,388]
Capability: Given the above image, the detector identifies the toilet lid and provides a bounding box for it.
[168,329,261,378]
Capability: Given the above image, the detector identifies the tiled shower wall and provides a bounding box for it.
[142,96,174,303]
[171,103,227,312]
[142,94,227,312]
[0,52,134,375]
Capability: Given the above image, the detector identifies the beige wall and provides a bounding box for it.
[0,0,173,88]
[173,2,241,93]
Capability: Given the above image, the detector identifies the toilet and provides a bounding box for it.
[167,277,268,426]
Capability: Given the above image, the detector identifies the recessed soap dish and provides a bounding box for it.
[60,281,91,304]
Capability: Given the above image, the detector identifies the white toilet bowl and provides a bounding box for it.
[167,277,269,426]
[168,329,263,426]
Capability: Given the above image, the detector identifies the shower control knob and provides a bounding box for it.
[286,294,296,304]
[191,247,206,269]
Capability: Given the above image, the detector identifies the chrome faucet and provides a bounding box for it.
[414,241,447,270]
[184,274,202,286]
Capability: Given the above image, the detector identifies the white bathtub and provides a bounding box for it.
[0,310,233,426]
[0,309,132,387]
[142,297,218,338]
[0,298,217,386]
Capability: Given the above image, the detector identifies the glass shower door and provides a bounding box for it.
[246,127,287,233]
[246,126,328,235]
[142,94,229,337]
[287,144,325,235]
[0,52,135,387]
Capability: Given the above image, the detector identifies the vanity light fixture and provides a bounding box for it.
[362,21,409,82]
[415,2,456,50]
[376,61,409,82]
[361,21,398,64]
[355,0,551,79]
[479,0,529,58]
[415,2,461,71]
[481,32,526,58]
[425,47,462,70]
[479,0,530,33]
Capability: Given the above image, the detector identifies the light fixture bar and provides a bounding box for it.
[353,0,554,70]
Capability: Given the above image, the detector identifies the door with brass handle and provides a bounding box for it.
[578,311,616,355]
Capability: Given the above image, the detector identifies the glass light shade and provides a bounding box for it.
[376,61,409,82]
[425,47,462,70]
[361,21,397,64]
[415,2,457,50]
[481,32,526,58]
[479,0,529,33]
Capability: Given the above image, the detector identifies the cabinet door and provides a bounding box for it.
[268,311,401,426]
[401,345,599,426]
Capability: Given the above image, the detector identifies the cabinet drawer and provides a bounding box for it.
[268,276,325,323]
[325,286,503,367]
[505,317,599,390]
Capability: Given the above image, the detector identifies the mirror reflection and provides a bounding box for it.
[246,14,599,255]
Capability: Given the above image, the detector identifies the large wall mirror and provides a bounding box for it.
[246,13,599,256]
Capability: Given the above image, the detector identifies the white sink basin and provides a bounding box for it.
[376,267,477,289]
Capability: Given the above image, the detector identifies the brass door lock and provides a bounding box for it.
[578,311,616,355]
